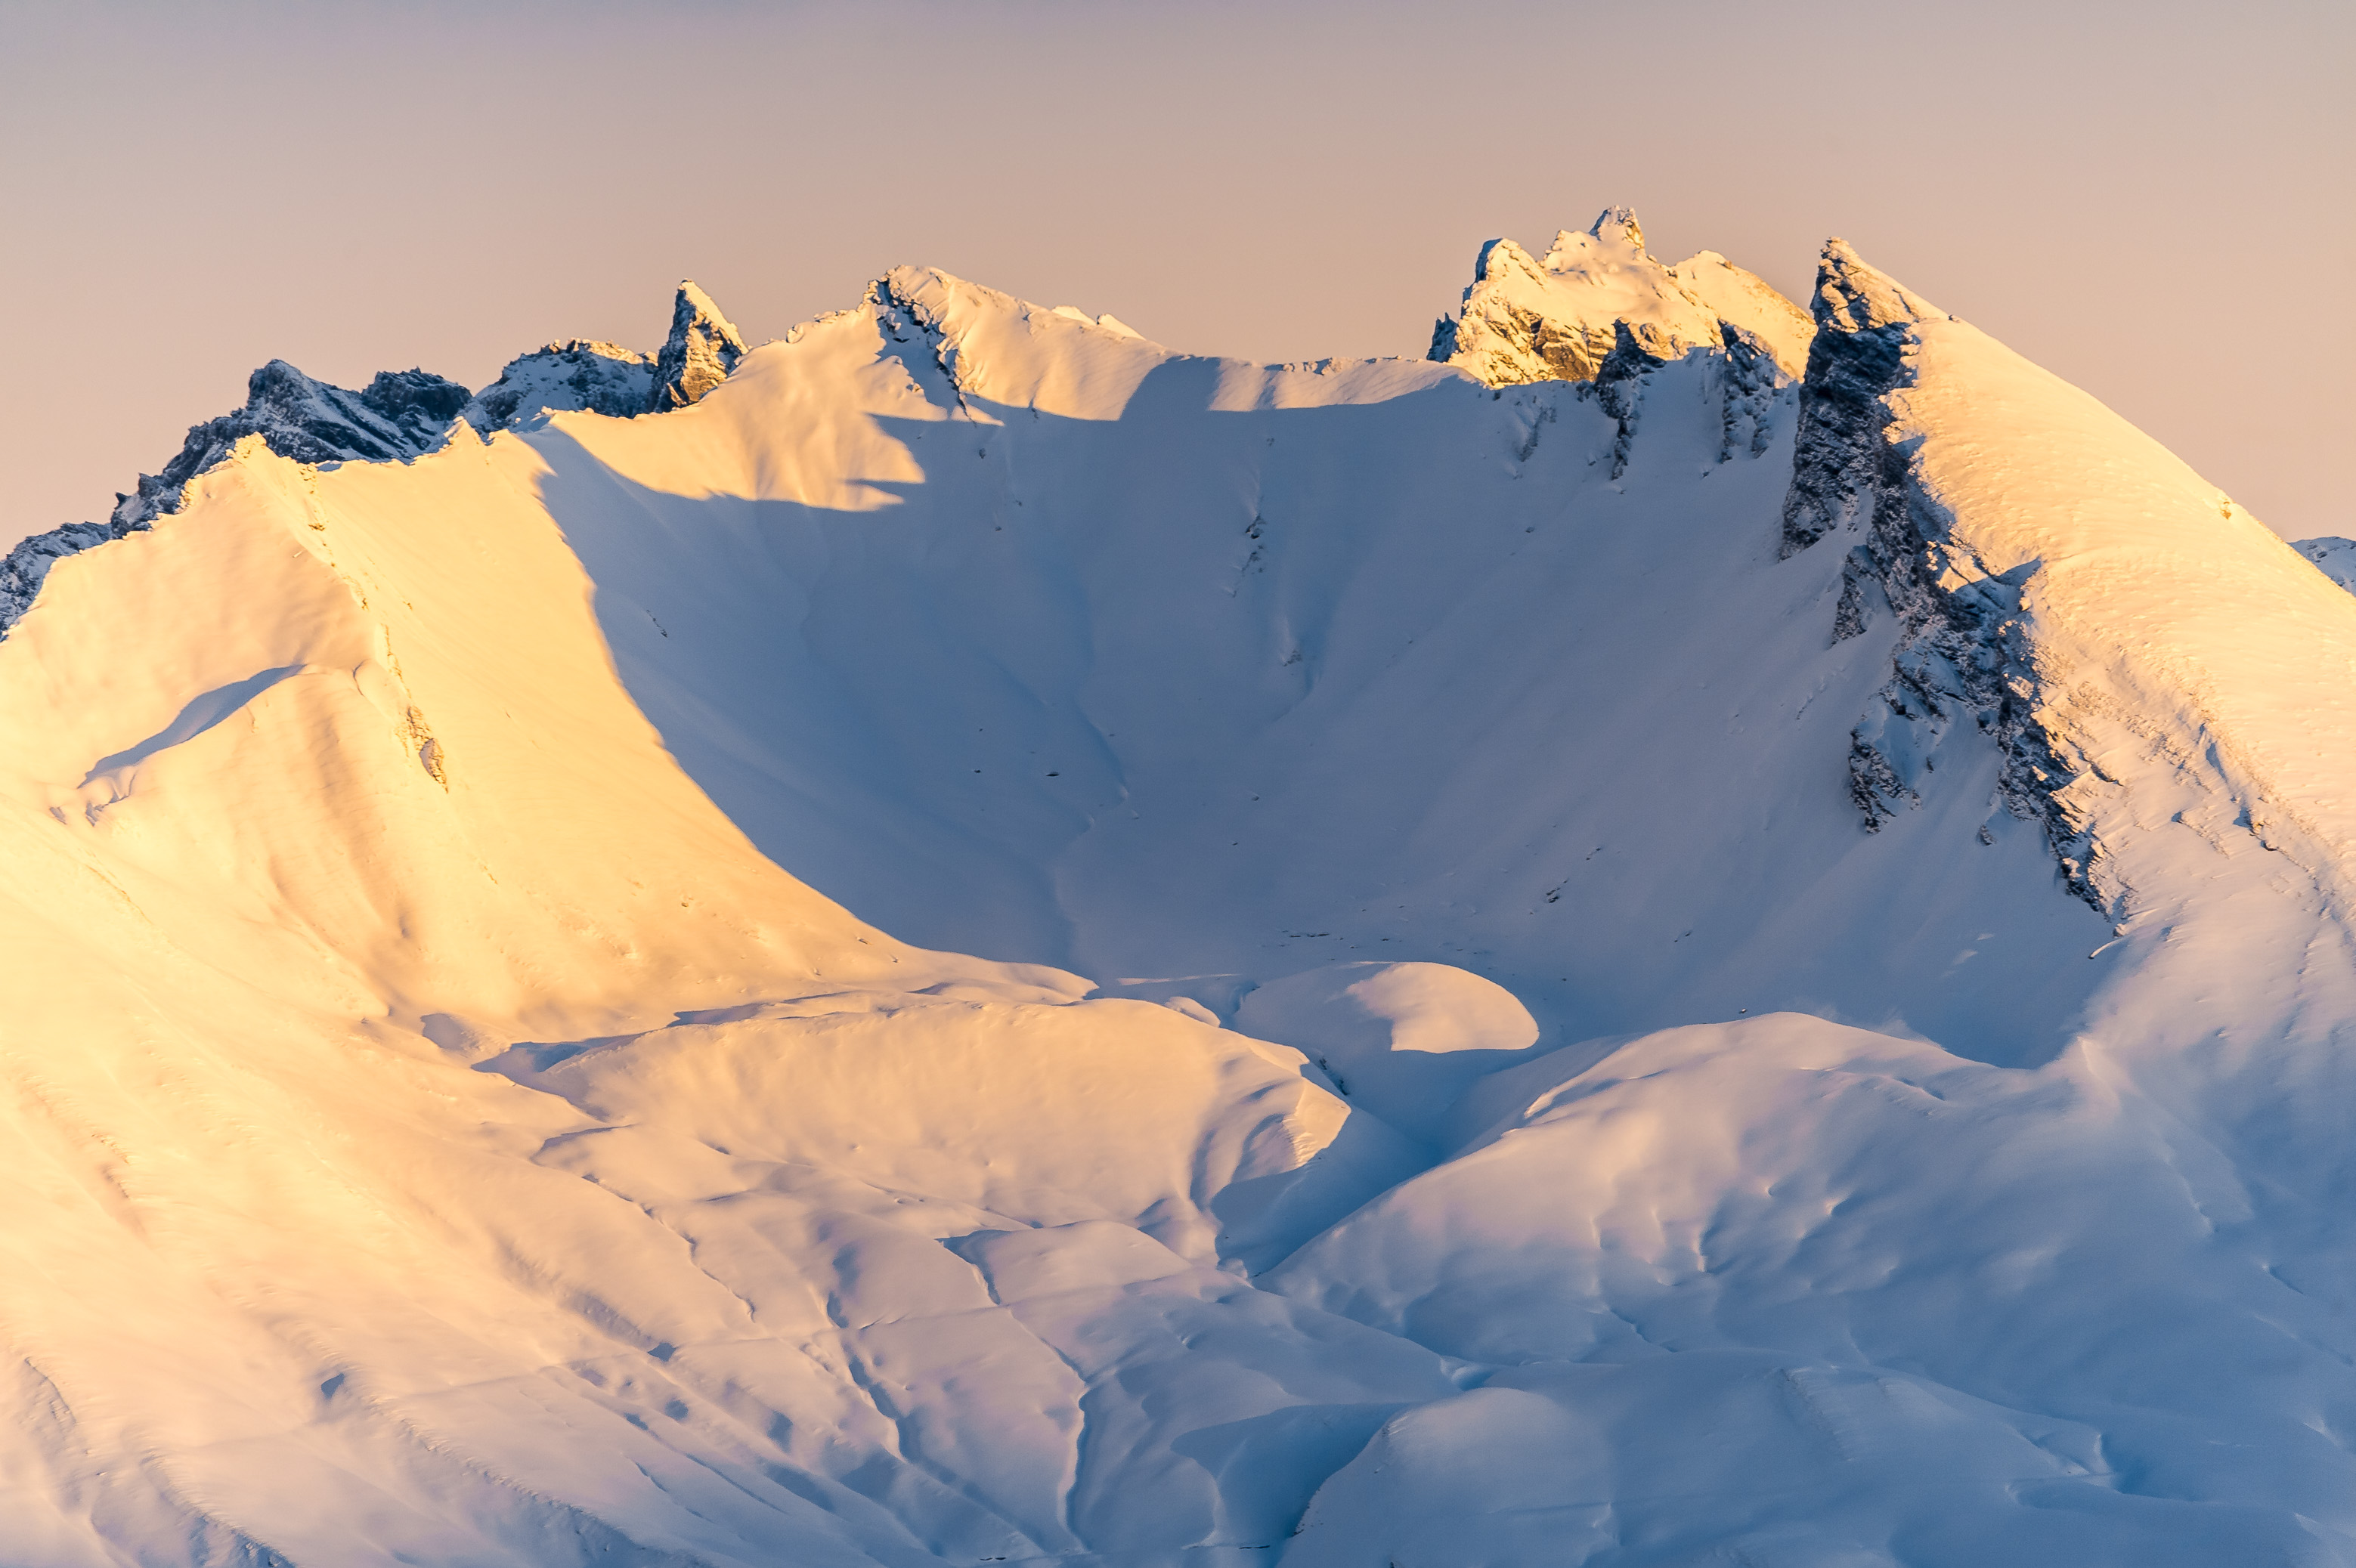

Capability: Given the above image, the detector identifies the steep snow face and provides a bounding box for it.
[11,224,2356,1566]
[650,279,748,411]
[460,339,655,432]
[1432,206,1812,385]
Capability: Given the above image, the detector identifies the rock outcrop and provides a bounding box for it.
[460,339,654,433]
[111,360,469,529]
[1432,208,1812,388]
[648,280,748,411]
[1778,240,2100,902]
[2294,537,2356,594]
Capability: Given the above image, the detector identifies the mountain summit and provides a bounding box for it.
[1432,206,1813,385]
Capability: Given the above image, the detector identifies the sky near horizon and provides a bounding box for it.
[2,0,2347,548]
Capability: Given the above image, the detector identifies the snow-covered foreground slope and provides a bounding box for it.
[8,220,2356,1565]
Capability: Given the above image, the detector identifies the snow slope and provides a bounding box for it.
[5,218,2356,1564]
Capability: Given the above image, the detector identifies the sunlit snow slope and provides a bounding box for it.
[7,217,2356,1566]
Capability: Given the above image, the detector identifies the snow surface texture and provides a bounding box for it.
[8,215,2356,1565]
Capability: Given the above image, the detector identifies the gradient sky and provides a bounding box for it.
[3,0,2347,548]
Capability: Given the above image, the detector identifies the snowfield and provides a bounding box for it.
[5,212,2356,1565]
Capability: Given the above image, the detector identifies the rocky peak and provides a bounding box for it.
[110,360,469,528]
[461,340,655,434]
[1471,237,1545,286]
[1778,240,1957,561]
[1432,208,1810,388]
[649,281,748,412]
[1540,206,1650,273]
[1588,205,1645,250]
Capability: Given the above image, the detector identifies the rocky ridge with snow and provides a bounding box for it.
[1430,206,1813,387]
[112,360,472,530]
[1,282,747,639]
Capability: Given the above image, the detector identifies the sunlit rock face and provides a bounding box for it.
[649,278,748,411]
[7,218,2356,1566]
[1431,206,1812,386]
[460,339,655,432]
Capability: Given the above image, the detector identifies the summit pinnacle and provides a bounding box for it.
[649,280,749,412]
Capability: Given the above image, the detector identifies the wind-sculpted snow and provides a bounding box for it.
[7,221,2356,1566]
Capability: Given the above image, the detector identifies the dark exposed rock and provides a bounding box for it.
[1777,240,1924,561]
[1715,323,1785,463]
[1594,321,1671,479]
[1782,240,2104,909]
[111,360,470,530]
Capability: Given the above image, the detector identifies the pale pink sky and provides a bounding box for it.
[3,0,2347,546]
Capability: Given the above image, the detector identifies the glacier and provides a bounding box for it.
[4,215,2356,1566]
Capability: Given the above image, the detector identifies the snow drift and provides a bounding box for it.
[5,221,2356,1566]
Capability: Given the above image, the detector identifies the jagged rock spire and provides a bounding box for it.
[649,280,748,412]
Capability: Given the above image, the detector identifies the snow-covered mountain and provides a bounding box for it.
[8,214,2356,1566]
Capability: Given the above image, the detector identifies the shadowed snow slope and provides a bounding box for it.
[5,226,2356,1566]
